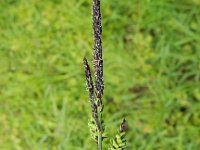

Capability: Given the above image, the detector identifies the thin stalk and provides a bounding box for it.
[97,97,102,150]
[98,132,102,150]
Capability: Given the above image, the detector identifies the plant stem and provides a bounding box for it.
[98,132,102,150]
[97,99,102,150]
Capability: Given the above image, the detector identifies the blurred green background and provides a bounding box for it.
[1,0,200,149]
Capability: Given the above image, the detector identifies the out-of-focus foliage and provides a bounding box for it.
[0,0,200,149]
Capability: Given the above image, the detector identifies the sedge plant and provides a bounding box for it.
[83,0,127,149]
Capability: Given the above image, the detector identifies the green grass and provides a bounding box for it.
[0,0,200,149]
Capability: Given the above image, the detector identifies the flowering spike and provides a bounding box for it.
[92,0,104,99]
[83,57,101,131]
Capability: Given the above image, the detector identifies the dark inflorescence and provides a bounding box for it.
[92,0,104,99]
[83,57,101,131]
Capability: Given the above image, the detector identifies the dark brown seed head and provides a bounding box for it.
[83,57,101,131]
[83,57,94,97]
[92,0,104,99]
[93,58,104,98]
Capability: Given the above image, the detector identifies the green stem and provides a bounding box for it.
[98,132,102,150]
[97,98,103,150]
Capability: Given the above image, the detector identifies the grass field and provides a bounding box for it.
[1,0,200,149]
